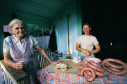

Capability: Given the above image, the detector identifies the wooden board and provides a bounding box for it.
[43,59,84,74]
[0,60,28,82]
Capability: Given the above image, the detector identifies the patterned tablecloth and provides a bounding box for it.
[37,59,127,84]
[37,70,127,84]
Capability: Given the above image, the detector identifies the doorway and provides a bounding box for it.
[81,0,127,62]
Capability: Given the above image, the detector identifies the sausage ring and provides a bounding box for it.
[102,58,126,70]
[103,66,126,75]
[108,66,123,72]
[89,60,101,68]
[86,61,104,72]
[81,68,96,82]
[106,61,124,69]
[95,71,107,77]
[102,58,127,75]
[84,70,92,77]
[78,65,84,70]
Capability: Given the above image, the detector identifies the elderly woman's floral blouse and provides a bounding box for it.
[3,35,39,59]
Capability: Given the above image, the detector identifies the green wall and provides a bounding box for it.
[0,13,11,59]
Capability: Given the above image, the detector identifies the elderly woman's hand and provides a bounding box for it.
[51,61,60,65]
[14,61,24,70]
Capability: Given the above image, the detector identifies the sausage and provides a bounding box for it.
[106,61,124,69]
[108,66,123,72]
[80,67,95,77]
[84,72,91,79]
[78,64,86,70]
[102,58,127,75]
[89,60,101,68]
[78,65,84,70]
[84,72,93,81]
[80,68,85,76]
[84,70,92,77]
[102,58,126,70]
[104,63,123,72]
[104,66,126,75]
[82,68,96,82]
[86,61,104,72]
[95,71,107,77]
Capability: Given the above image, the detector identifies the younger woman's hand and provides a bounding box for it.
[82,49,87,54]
[82,49,91,56]
[85,51,91,56]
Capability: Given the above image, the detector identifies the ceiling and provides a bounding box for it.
[0,0,72,25]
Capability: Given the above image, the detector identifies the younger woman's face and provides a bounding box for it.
[82,25,91,35]
[12,22,25,38]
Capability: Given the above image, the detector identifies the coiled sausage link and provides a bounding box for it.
[104,63,123,72]
[108,66,123,72]
[102,58,126,70]
[78,64,86,70]
[106,61,124,69]
[84,70,92,77]
[78,65,84,70]
[103,65,126,75]
[89,60,101,68]
[86,61,104,72]
[102,58,127,75]
[81,68,96,82]
[95,71,107,77]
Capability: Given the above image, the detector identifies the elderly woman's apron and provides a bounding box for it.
[10,35,40,84]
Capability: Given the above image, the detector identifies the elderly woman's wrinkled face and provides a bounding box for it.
[82,25,91,35]
[12,22,25,38]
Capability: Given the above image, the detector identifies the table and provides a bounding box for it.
[37,59,127,84]
[42,59,84,74]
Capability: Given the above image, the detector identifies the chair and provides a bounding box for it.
[0,49,52,84]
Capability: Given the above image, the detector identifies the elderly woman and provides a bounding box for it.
[76,23,101,60]
[3,19,59,84]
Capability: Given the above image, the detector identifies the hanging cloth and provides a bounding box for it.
[48,27,57,52]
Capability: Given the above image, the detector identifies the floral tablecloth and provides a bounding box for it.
[37,70,127,84]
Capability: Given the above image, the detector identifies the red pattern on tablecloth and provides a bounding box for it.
[37,70,127,84]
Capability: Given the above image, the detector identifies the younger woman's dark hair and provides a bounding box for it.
[83,23,91,28]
